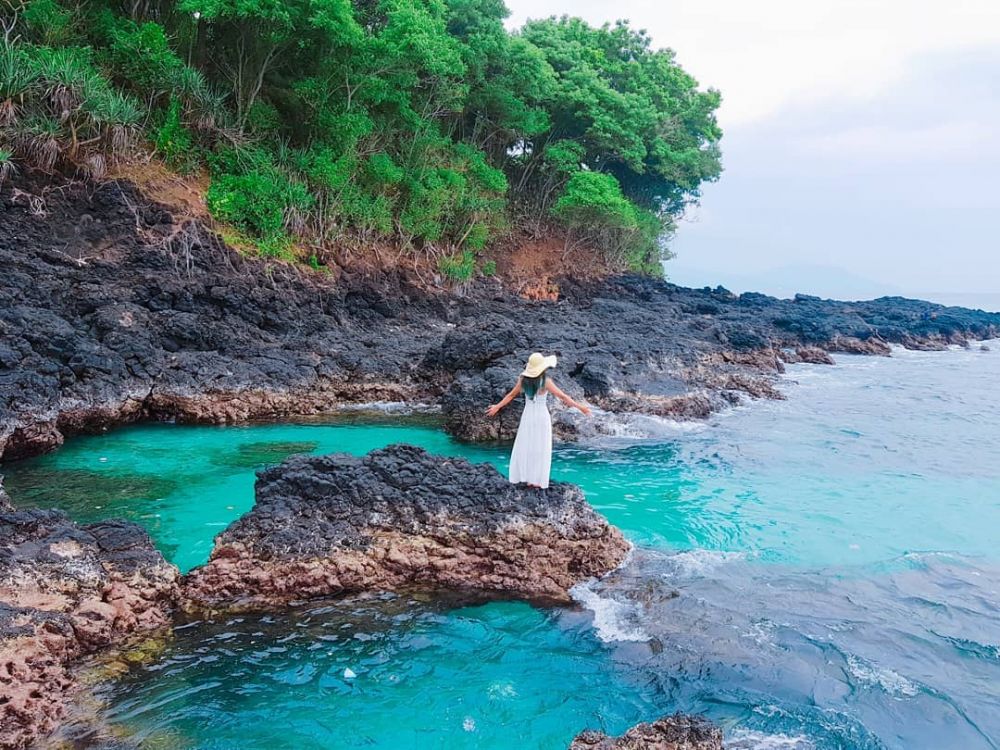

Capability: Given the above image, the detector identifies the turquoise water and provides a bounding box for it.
[3,419,491,573]
[3,345,1000,748]
[101,599,658,749]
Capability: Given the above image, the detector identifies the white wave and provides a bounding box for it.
[891,339,1000,358]
[901,550,956,561]
[661,549,746,577]
[569,580,649,643]
[779,367,836,382]
[573,407,708,441]
[726,729,815,750]
[845,654,919,697]
[333,401,439,414]
[740,619,778,648]
[487,682,517,699]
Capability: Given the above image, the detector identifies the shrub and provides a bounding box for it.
[206,169,314,243]
[552,171,638,232]
[207,173,285,239]
[462,222,490,251]
[153,95,194,169]
[623,208,670,275]
[208,144,277,177]
[438,250,476,282]
[365,152,404,186]
[22,0,75,46]
[98,14,185,98]
[245,99,281,135]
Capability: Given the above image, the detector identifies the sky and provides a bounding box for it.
[504,0,1000,308]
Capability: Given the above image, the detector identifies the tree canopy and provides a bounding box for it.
[1,0,722,274]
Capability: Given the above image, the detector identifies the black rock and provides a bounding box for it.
[3,173,999,457]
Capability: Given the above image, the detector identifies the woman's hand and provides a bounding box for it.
[546,378,592,417]
[485,403,502,417]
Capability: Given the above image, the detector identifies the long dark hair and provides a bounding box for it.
[522,371,548,399]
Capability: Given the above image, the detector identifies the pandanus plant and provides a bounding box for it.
[0,35,36,127]
[2,39,145,172]
[14,115,60,171]
[0,148,16,185]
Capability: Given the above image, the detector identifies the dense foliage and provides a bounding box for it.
[0,0,721,273]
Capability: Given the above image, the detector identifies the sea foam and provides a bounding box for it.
[576,407,708,441]
[845,654,919,697]
[725,729,815,749]
[661,549,746,578]
[569,580,649,643]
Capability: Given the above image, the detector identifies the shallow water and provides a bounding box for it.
[3,344,1000,748]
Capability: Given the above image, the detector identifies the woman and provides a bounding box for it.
[485,352,591,489]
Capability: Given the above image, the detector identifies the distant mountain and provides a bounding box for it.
[918,292,1000,312]
[666,263,1000,311]
[666,262,906,301]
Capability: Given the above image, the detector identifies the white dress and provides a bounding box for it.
[508,390,553,488]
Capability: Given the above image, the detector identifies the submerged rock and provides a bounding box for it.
[825,336,892,356]
[569,714,723,749]
[779,346,836,365]
[182,445,629,611]
[0,486,178,750]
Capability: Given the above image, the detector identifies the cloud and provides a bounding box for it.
[772,47,1000,166]
[792,121,991,163]
[668,46,1000,295]
[504,0,1000,126]
[502,1,1000,297]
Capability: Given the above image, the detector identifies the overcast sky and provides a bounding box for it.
[505,0,1000,308]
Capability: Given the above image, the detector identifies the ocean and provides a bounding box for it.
[4,343,999,749]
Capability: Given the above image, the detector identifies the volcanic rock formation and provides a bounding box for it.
[4,174,999,460]
[182,445,630,610]
[0,483,178,749]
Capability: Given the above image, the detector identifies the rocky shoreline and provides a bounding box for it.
[3,174,1000,748]
[0,447,631,748]
[0,444,726,750]
[4,175,999,461]
[570,714,723,749]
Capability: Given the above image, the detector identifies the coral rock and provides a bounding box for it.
[569,714,723,750]
[0,491,178,750]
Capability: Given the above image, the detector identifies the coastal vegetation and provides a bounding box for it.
[0,0,722,274]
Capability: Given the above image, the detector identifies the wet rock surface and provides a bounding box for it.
[569,714,723,749]
[3,174,999,458]
[182,444,630,610]
[0,478,178,750]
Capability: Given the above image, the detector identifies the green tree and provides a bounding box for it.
[1,0,722,273]
[515,16,722,269]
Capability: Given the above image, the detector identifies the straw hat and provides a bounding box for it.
[521,352,557,378]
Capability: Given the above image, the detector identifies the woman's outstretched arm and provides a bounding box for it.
[486,378,523,417]
[545,379,592,416]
